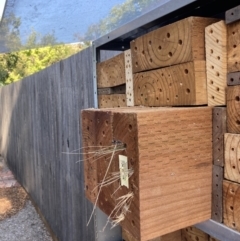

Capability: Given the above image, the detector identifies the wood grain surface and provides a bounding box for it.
[227,20,240,73]
[131,17,217,73]
[133,61,207,106]
[223,180,240,232]
[82,106,212,241]
[224,133,240,183]
[226,86,240,133]
[97,52,126,88]
[205,21,227,106]
[181,226,209,241]
[212,107,227,166]
[98,94,127,108]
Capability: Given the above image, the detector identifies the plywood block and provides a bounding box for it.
[124,49,134,107]
[82,107,212,241]
[181,226,209,241]
[97,52,125,88]
[226,5,240,24]
[205,21,227,106]
[224,133,240,183]
[133,61,207,107]
[131,17,217,73]
[98,94,127,108]
[227,21,240,73]
[227,71,240,85]
[212,165,223,223]
[226,86,240,133]
[223,180,240,232]
[213,107,227,166]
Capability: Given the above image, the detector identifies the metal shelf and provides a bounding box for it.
[196,220,240,241]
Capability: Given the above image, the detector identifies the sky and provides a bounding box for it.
[4,0,125,43]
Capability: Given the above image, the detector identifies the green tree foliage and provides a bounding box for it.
[84,0,155,40]
[0,13,84,86]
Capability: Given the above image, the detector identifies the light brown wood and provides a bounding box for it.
[98,94,127,108]
[226,86,240,134]
[205,21,227,106]
[131,17,217,73]
[124,49,134,107]
[82,106,212,241]
[223,180,240,232]
[133,61,207,106]
[209,236,220,241]
[181,226,209,241]
[227,21,240,73]
[97,52,125,88]
[224,133,240,184]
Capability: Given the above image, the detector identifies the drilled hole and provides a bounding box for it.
[236,120,240,125]
[134,46,137,51]
[186,88,190,94]
[233,165,236,169]
[132,220,135,226]
[216,39,219,43]
[211,49,213,54]
[230,189,235,193]
[156,97,159,100]
[212,96,215,99]
[142,50,145,55]
[236,96,240,101]
[232,147,234,151]
[216,72,220,77]
[233,222,236,227]
[233,31,235,35]
[149,40,152,45]
[168,52,172,57]
[129,124,132,131]
[158,45,162,50]
[86,185,88,190]
[87,126,90,131]
[102,131,105,136]
[135,62,138,67]
[231,12,234,15]
[210,80,214,84]
[217,56,220,60]
[233,45,237,48]
[179,39,182,45]
[211,65,214,69]
[167,32,170,38]
[231,78,234,82]
[216,87,220,92]
[150,58,153,63]
[185,69,188,74]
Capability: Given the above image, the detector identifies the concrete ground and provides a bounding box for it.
[0,156,53,241]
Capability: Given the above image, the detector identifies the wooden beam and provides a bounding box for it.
[98,84,126,95]
[133,61,207,106]
[226,86,240,133]
[97,53,125,88]
[131,17,217,73]
[224,133,240,183]
[181,226,209,241]
[223,180,240,232]
[205,21,227,106]
[212,165,223,223]
[212,107,227,167]
[98,94,127,108]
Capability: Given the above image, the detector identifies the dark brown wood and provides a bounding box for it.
[213,107,227,166]
[181,226,209,241]
[226,5,240,24]
[212,165,223,223]
[228,72,240,86]
[98,84,126,95]
[0,47,96,241]
[226,86,240,133]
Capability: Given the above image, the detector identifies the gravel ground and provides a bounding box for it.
[0,200,53,241]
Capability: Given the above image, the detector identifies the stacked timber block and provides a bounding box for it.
[130,17,217,107]
[218,5,240,234]
[97,50,133,108]
[82,106,213,241]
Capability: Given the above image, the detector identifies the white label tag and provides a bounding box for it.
[119,155,129,188]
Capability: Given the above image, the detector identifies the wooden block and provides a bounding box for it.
[131,17,217,73]
[181,226,209,241]
[223,180,240,231]
[82,107,212,241]
[224,133,240,183]
[212,107,227,166]
[122,229,181,241]
[205,21,227,106]
[98,84,126,95]
[226,86,240,133]
[227,72,240,85]
[209,236,220,241]
[124,49,134,107]
[97,52,125,88]
[212,165,223,223]
[133,61,207,107]
[98,94,127,108]
[227,21,240,73]
[226,5,240,24]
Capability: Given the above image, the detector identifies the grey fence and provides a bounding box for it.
[0,47,95,241]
